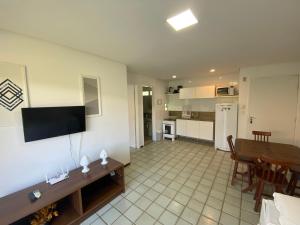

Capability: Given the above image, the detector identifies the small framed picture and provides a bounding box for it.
[80,75,102,117]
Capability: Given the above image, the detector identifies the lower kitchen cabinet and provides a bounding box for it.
[176,119,186,136]
[176,119,214,141]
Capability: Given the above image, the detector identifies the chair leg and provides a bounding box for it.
[255,180,264,212]
[231,161,238,186]
[254,179,259,200]
[291,174,299,196]
[287,173,296,194]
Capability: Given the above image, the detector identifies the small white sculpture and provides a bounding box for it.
[100,149,108,165]
[80,155,90,174]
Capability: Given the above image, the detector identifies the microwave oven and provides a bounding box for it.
[216,86,235,96]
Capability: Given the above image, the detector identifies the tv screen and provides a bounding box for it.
[21,106,86,142]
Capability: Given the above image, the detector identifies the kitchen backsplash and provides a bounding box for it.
[168,111,215,121]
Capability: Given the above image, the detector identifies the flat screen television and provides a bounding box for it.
[21,106,86,142]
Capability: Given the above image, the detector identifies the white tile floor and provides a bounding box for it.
[81,140,260,225]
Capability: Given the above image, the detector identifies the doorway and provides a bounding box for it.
[143,86,153,145]
[247,74,298,144]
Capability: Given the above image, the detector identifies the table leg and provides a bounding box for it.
[242,164,257,193]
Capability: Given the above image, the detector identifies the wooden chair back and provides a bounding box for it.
[252,131,271,142]
[227,135,236,160]
[256,155,288,185]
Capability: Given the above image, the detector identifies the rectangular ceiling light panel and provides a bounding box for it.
[167,9,198,31]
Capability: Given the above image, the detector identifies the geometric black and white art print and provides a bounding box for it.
[0,61,28,127]
[0,79,24,111]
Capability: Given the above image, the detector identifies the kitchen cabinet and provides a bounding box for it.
[176,119,186,136]
[176,119,214,141]
[199,121,214,141]
[179,85,215,99]
[195,85,215,98]
[186,120,200,138]
[179,87,195,99]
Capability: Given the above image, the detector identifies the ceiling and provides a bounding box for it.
[0,0,300,80]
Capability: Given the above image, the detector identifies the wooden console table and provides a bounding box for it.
[0,158,125,225]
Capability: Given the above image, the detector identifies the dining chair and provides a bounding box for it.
[254,155,289,212]
[227,135,254,186]
[252,131,271,142]
[286,165,300,196]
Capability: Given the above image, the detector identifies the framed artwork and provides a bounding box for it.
[0,61,29,127]
[80,75,102,117]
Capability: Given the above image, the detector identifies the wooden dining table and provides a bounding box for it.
[235,138,300,192]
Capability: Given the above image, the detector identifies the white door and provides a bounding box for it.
[248,74,298,144]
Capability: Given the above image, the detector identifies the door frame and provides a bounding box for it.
[132,85,156,148]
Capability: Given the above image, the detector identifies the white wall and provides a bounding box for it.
[127,74,168,147]
[0,30,130,197]
[167,73,239,112]
[127,84,136,148]
[296,77,300,147]
[238,62,300,145]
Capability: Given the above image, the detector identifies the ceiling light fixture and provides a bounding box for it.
[167,9,198,31]
[172,75,177,79]
[210,69,216,73]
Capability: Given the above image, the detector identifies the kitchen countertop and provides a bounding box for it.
[164,117,214,122]
[177,118,214,122]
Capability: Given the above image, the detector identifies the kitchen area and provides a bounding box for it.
[163,75,239,151]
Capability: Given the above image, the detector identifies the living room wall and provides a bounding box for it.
[0,30,130,197]
[238,62,300,146]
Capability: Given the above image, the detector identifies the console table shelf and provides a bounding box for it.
[0,158,125,225]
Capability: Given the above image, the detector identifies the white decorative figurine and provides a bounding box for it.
[80,155,90,174]
[100,149,108,165]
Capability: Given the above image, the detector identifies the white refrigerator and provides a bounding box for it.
[215,103,238,151]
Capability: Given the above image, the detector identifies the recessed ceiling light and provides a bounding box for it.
[210,69,216,73]
[172,75,177,79]
[167,9,198,31]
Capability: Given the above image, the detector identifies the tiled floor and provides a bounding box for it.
[81,140,260,225]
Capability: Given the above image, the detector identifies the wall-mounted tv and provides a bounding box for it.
[21,106,86,142]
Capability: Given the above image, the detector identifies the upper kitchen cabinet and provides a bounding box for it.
[179,87,195,99]
[179,85,215,99]
[195,85,215,98]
